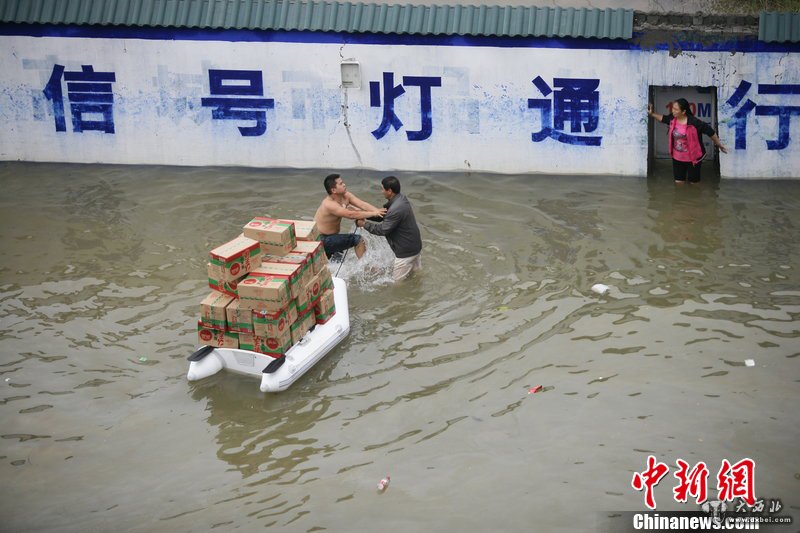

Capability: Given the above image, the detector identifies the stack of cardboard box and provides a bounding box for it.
[196,218,336,357]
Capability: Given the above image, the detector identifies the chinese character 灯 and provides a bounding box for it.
[43,64,117,133]
[201,69,275,136]
[369,72,442,141]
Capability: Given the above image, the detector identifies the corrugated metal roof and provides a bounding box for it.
[759,11,800,43]
[0,0,633,40]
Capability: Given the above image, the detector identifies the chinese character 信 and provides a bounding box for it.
[369,72,442,141]
[201,69,275,136]
[42,64,117,133]
[528,76,602,146]
[632,455,670,510]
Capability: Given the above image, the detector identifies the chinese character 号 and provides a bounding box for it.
[201,69,275,136]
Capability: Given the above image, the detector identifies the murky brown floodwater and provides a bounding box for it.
[0,161,798,532]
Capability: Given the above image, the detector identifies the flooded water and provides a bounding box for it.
[0,161,798,531]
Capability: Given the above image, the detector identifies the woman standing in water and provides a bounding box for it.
[648,98,728,184]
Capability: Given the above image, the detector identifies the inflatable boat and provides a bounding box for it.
[187,277,350,392]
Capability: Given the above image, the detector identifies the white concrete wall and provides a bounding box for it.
[0,34,797,177]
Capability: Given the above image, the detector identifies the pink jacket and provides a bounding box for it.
[667,119,705,165]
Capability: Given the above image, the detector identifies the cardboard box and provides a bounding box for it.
[303,269,325,308]
[279,219,320,241]
[252,262,305,300]
[314,288,336,324]
[238,332,256,352]
[290,310,316,345]
[225,298,254,334]
[200,291,234,331]
[292,240,327,275]
[261,253,313,288]
[287,299,299,325]
[197,321,238,348]
[240,330,293,357]
[295,282,311,314]
[237,275,290,311]
[208,264,246,298]
[252,306,290,338]
[242,217,296,257]
[318,266,333,290]
[209,236,261,282]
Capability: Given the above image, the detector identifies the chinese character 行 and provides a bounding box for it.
[369,72,442,141]
[43,64,116,133]
[726,80,800,150]
[201,69,275,136]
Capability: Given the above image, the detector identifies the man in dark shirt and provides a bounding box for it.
[356,176,422,282]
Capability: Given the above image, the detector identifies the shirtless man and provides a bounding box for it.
[314,174,386,259]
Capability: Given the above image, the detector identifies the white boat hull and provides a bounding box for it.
[187,276,350,392]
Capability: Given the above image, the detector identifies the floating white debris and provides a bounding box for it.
[744,359,755,367]
[591,283,609,295]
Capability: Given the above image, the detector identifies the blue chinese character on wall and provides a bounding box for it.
[528,76,601,146]
[43,64,116,133]
[369,72,442,141]
[201,70,275,136]
[727,80,800,150]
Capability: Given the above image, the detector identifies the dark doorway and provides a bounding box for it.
[648,86,720,180]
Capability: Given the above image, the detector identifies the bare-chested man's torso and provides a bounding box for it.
[314,194,351,235]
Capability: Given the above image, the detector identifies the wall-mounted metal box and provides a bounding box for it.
[340,60,361,89]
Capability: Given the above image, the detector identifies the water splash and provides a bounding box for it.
[329,229,395,291]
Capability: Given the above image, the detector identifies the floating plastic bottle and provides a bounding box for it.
[591,283,609,295]
[377,475,390,492]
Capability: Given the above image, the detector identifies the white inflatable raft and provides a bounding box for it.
[187,277,350,392]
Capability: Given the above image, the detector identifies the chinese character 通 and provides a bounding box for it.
[201,69,275,136]
[369,72,442,141]
[43,64,117,133]
[528,76,602,146]
[632,455,670,510]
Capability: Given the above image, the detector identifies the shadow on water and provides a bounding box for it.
[189,374,336,481]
